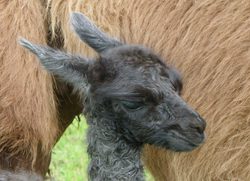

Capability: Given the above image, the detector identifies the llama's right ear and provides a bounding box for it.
[19,38,91,94]
[70,12,123,53]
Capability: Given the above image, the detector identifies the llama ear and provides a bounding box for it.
[70,12,123,53]
[19,38,91,94]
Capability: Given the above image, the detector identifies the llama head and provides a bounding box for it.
[19,12,206,152]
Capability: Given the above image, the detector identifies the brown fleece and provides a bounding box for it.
[0,0,58,175]
[49,0,250,180]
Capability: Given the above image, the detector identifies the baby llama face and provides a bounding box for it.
[20,12,206,152]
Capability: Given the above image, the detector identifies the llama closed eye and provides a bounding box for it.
[120,100,144,110]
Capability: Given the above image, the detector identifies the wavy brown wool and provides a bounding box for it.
[49,0,250,180]
[1,0,250,180]
[0,0,59,175]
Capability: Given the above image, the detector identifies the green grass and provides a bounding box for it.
[49,119,88,181]
[50,118,154,181]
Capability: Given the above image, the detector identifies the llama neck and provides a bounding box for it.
[86,116,145,181]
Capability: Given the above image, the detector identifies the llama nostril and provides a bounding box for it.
[196,119,206,134]
[190,116,206,134]
[193,124,204,134]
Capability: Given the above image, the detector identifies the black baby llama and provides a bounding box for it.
[19,12,206,180]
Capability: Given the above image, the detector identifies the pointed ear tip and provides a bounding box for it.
[70,12,83,21]
[70,12,90,24]
[17,38,37,51]
[18,38,29,47]
[71,11,85,17]
[70,12,76,20]
[70,12,80,28]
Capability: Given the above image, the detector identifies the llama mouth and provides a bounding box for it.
[171,137,202,152]
[174,131,206,147]
[160,130,206,152]
[144,130,205,152]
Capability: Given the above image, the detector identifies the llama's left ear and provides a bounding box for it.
[70,12,123,53]
[19,38,91,94]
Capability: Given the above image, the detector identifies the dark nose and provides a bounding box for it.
[190,115,206,134]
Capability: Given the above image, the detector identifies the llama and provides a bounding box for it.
[1,0,250,180]
[48,1,250,180]
[20,12,205,180]
[0,0,82,175]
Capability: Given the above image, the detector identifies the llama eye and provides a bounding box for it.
[121,101,144,110]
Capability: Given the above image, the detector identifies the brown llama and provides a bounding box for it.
[1,0,250,180]
[48,1,250,180]
[0,0,82,177]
